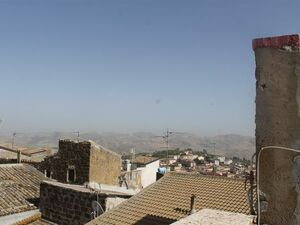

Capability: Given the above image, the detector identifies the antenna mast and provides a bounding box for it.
[130,148,135,179]
[71,131,80,141]
[12,132,17,149]
[154,128,185,171]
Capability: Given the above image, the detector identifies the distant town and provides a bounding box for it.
[2,0,299,223]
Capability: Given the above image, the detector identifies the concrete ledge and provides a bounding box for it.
[0,210,40,225]
[171,209,254,225]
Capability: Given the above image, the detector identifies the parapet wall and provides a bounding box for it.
[254,34,300,225]
[39,181,129,225]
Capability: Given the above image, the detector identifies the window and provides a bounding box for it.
[45,170,52,178]
[67,166,76,183]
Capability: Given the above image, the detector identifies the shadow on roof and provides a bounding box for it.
[133,214,176,225]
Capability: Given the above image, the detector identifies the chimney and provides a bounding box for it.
[253,34,300,225]
[190,194,196,215]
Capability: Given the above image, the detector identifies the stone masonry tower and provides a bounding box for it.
[253,34,300,225]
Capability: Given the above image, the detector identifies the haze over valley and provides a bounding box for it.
[0,132,254,159]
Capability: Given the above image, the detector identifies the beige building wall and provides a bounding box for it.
[254,34,300,225]
[89,141,121,186]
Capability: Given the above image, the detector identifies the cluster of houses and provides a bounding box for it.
[0,139,255,225]
[158,149,252,179]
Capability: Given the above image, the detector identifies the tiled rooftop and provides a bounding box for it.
[0,164,47,216]
[87,172,253,225]
[133,155,159,165]
[11,212,56,225]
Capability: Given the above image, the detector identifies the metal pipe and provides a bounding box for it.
[190,194,196,215]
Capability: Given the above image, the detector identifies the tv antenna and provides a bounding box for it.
[12,132,17,149]
[71,131,80,141]
[11,132,29,149]
[153,128,185,169]
[130,148,135,177]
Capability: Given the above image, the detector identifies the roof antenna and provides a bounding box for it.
[72,131,80,141]
[12,132,17,149]
[152,128,186,171]
[130,148,135,179]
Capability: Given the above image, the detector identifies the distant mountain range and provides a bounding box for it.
[0,132,255,159]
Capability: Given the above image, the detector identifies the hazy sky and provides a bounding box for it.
[0,0,298,136]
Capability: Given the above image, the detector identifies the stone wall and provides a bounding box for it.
[39,140,91,184]
[89,141,121,186]
[254,34,300,225]
[39,139,121,186]
[39,181,130,225]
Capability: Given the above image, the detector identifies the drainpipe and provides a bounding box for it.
[190,194,196,215]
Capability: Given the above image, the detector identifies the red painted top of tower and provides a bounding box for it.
[252,34,300,50]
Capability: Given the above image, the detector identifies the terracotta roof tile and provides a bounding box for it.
[87,172,254,225]
[0,164,47,216]
[133,156,159,165]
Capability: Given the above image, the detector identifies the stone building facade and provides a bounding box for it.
[39,139,121,185]
[39,181,131,225]
[253,34,300,225]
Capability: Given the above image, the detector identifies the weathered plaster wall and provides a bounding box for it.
[89,142,121,186]
[254,36,300,225]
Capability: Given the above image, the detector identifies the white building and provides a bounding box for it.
[197,156,205,161]
[133,156,160,188]
[224,159,233,165]
[218,156,225,163]
[214,159,220,166]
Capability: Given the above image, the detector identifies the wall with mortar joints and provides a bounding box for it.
[39,182,130,225]
[39,140,91,184]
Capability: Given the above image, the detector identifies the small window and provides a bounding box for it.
[67,167,76,183]
[45,170,52,178]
